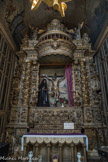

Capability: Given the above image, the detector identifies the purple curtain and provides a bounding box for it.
[65,65,74,107]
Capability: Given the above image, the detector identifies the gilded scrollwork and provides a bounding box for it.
[35,19,76,59]
[80,60,90,107]
[7,19,105,156]
[85,129,97,150]
[84,108,93,123]
[21,34,29,49]
[22,60,31,106]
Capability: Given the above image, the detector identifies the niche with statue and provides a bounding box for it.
[38,65,69,107]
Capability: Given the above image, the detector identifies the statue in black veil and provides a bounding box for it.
[37,79,50,107]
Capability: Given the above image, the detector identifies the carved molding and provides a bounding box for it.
[26,137,84,145]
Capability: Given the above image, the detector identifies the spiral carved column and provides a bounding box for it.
[30,60,39,106]
[80,60,90,107]
[22,59,32,106]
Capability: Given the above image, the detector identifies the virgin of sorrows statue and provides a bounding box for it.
[37,79,50,107]
[44,73,65,105]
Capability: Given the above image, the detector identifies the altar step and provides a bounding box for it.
[31,121,81,133]
[30,121,81,133]
[30,129,81,134]
[34,124,70,129]
[30,124,81,133]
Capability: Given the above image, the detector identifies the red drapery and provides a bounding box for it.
[65,65,74,107]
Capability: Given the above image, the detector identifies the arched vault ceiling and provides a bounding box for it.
[24,0,86,28]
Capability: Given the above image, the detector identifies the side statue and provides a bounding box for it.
[37,79,50,107]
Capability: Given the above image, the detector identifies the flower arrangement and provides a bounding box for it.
[58,96,68,107]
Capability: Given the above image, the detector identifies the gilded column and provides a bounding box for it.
[22,59,32,106]
[80,59,90,106]
[73,61,82,107]
[29,60,39,125]
[30,60,39,106]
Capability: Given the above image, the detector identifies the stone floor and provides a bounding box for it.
[7,157,108,162]
[88,157,108,162]
[88,160,107,162]
[7,155,108,162]
[88,160,101,162]
[8,158,108,161]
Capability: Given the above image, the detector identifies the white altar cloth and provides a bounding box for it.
[21,134,88,151]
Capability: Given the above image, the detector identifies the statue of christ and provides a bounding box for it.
[43,73,65,105]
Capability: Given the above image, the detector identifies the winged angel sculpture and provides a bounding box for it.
[30,0,71,17]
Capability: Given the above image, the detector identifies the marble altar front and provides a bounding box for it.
[21,133,88,151]
[21,133,88,162]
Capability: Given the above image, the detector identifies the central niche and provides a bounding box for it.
[39,65,68,107]
[35,19,75,107]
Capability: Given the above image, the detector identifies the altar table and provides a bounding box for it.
[21,133,88,151]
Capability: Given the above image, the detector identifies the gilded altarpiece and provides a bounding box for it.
[6,19,106,157]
